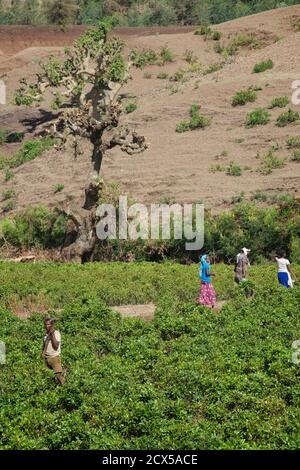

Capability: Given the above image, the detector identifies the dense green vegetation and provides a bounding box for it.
[1,1,300,27]
[0,261,300,449]
[1,199,300,264]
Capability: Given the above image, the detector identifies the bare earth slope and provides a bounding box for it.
[0,6,300,213]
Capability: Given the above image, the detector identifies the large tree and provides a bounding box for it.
[15,21,148,262]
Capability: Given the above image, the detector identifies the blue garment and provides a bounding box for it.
[278,272,289,288]
[200,255,211,283]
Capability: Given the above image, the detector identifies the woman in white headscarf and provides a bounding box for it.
[234,247,250,284]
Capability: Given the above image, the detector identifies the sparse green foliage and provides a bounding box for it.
[183,50,197,63]
[4,169,13,182]
[203,62,223,75]
[252,190,268,202]
[143,72,152,79]
[156,72,169,79]
[2,189,15,200]
[232,88,257,106]
[226,162,242,176]
[245,108,271,127]
[259,149,286,174]
[286,136,300,148]
[291,150,300,161]
[2,200,16,213]
[0,137,56,170]
[276,109,300,127]
[211,30,221,40]
[270,96,289,108]
[125,103,137,114]
[253,59,273,73]
[176,104,211,133]
[53,183,64,193]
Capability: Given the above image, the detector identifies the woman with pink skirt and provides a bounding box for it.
[199,254,216,308]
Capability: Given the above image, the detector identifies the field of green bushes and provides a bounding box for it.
[0,261,300,449]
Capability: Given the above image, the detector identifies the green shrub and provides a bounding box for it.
[291,150,300,161]
[175,121,190,133]
[4,131,25,143]
[276,109,300,127]
[183,50,197,63]
[203,63,223,75]
[130,48,158,68]
[0,205,66,248]
[270,96,289,108]
[176,105,211,133]
[231,34,257,48]
[4,169,13,182]
[286,136,300,148]
[259,149,286,174]
[245,108,270,127]
[194,24,212,36]
[232,88,257,106]
[170,69,187,82]
[53,183,64,193]
[125,103,137,114]
[2,200,16,213]
[213,42,223,54]
[226,162,242,176]
[253,59,273,73]
[158,46,174,65]
[0,137,56,170]
[156,72,169,79]
[143,72,152,79]
[252,190,268,202]
[210,164,225,173]
[211,30,221,40]
[2,189,15,200]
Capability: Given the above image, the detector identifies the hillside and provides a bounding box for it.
[0,5,300,213]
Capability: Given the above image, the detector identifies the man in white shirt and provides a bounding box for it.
[275,251,295,288]
[41,318,65,385]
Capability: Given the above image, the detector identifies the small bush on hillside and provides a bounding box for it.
[4,169,13,182]
[125,103,137,114]
[5,131,25,143]
[213,42,223,54]
[157,72,169,79]
[259,149,286,174]
[143,72,152,79]
[0,137,56,170]
[53,183,64,193]
[176,105,211,133]
[2,200,16,213]
[245,108,271,127]
[211,30,221,40]
[130,48,158,68]
[270,96,289,108]
[203,63,223,75]
[252,190,268,202]
[194,24,212,36]
[253,59,273,73]
[169,69,187,83]
[231,34,257,48]
[183,50,197,63]
[291,150,300,161]
[276,109,300,127]
[158,46,174,65]
[226,162,242,176]
[2,189,15,201]
[232,88,257,106]
[210,164,225,173]
[286,136,300,148]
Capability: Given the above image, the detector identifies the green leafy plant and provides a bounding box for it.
[253,59,273,73]
[245,108,271,127]
[53,183,65,193]
[276,109,300,127]
[286,136,300,148]
[232,88,257,106]
[291,150,300,161]
[203,63,223,75]
[156,72,169,79]
[226,162,242,176]
[259,149,286,174]
[2,189,16,201]
[125,103,137,114]
[176,105,211,133]
[270,96,289,108]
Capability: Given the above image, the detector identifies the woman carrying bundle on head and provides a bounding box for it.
[198,254,216,308]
